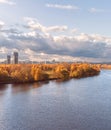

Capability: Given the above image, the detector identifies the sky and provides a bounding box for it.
[0,0,111,63]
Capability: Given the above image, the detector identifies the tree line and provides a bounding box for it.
[0,63,100,83]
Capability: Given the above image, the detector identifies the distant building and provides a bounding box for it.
[7,55,11,64]
[13,52,18,64]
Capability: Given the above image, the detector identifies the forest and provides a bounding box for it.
[0,63,100,83]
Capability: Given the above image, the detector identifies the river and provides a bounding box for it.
[0,70,111,130]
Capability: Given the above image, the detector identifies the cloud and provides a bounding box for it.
[70,28,78,34]
[0,47,8,53]
[0,20,5,29]
[7,30,111,60]
[0,18,111,62]
[53,34,108,58]
[89,8,105,13]
[24,17,68,34]
[46,4,79,10]
[0,0,15,5]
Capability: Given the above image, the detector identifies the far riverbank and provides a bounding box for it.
[0,63,100,84]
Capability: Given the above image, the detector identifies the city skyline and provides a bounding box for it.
[6,51,18,64]
[0,0,111,62]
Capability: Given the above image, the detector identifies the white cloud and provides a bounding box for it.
[46,26,68,32]
[0,20,5,29]
[46,4,79,10]
[89,8,105,13]
[71,28,78,34]
[24,17,68,34]
[0,0,15,5]
[0,47,8,53]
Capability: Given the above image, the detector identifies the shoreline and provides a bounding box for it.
[0,63,100,85]
[0,78,58,85]
[0,73,100,85]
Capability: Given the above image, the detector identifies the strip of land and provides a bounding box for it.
[0,63,100,84]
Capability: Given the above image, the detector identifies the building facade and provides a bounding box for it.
[7,55,11,64]
[13,52,18,64]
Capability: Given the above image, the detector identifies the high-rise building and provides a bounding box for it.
[7,55,11,64]
[13,52,18,64]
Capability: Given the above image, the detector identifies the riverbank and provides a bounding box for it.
[0,78,58,85]
[0,63,100,84]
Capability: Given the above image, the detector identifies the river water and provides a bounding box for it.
[0,70,111,130]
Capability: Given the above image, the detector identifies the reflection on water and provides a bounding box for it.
[0,85,8,92]
[0,70,111,130]
[0,81,50,95]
